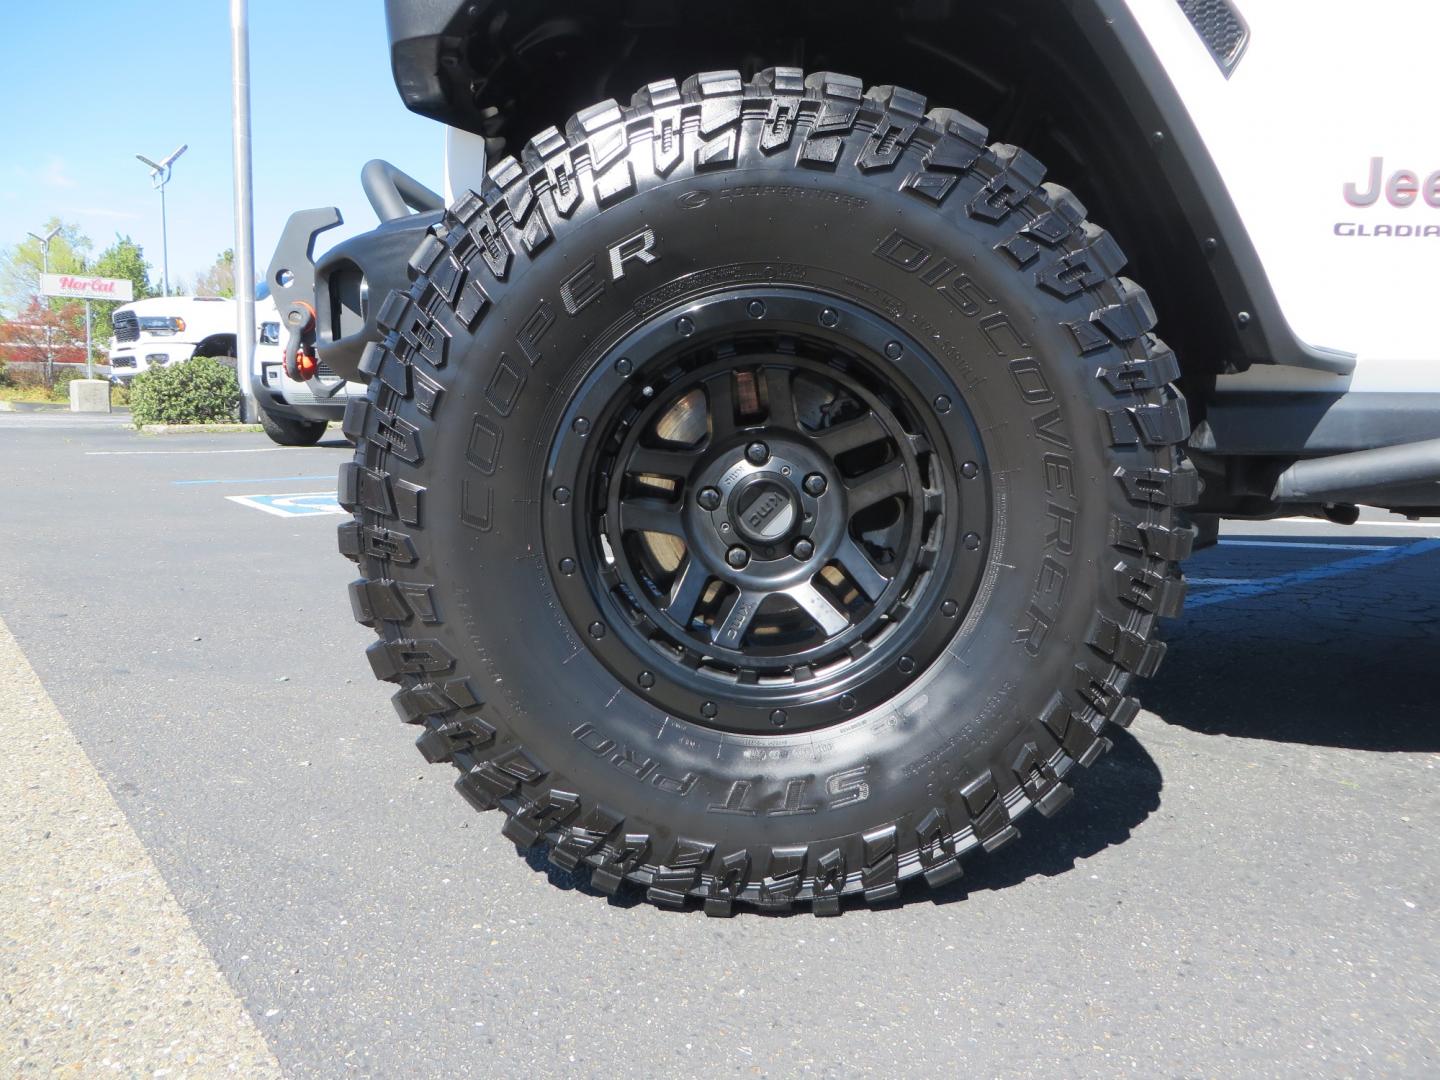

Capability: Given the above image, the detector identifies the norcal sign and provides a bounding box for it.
[41,273,134,302]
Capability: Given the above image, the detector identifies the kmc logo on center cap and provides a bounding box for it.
[734,480,797,543]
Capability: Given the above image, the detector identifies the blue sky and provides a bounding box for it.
[0,1,443,292]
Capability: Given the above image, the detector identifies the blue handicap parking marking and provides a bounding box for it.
[226,491,344,518]
[1183,537,1440,609]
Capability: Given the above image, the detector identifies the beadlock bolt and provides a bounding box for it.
[615,357,633,376]
[553,486,571,505]
[961,461,979,479]
[588,621,607,639]
[701,701,718,718]
[676,316,695,336]
[638,671,655,688]
[558,557,576,575]
[770,709,788,727]
[747,300,766,319]
[884,341,903,360]
[819,308,839,328]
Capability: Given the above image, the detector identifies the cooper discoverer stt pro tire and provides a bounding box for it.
[339,69,1194,915]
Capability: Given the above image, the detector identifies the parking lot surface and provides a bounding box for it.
[2,411,1437,1078]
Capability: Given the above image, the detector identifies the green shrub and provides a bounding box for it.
[110,381,130,407]
[130,355,240,427]
[49,368,87,401]
[0,359,11,388]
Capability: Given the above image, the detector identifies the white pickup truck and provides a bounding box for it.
[109,291,363,444]
[107,295,243,382]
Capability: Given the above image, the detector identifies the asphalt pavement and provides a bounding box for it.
[2,410,1436,1078]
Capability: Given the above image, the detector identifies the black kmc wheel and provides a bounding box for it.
[341,69,1195,915]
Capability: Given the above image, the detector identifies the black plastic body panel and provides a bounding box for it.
[381,0,1353,378]
[1191,393,1440,456]
[314,209,443,382]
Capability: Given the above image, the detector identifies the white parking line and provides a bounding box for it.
[1219,539,1400,552]
[85,447,290,456]
[1269,516,1440,529]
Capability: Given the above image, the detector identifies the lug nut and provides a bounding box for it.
[803,473,827,497]
[792,538,814,561]
[745,441,769,465]
[697,486,721,511]
[726,546,750,569]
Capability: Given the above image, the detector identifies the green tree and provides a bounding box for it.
[0,218,91,314]
[88,235,156,349]
[194,249,235,298]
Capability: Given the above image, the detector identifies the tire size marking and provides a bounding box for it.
[572,723,870,811]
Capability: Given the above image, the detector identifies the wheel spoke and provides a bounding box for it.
[619,496,684,535]
[834,536,890,600]
[711,588,763,648]
[845,458,907,511]
[665,557,709,625]
[626,443,704,478]
[784,582,850,637]
[705,372,739,440]
[764,366,796,427]
[812,412,886,457]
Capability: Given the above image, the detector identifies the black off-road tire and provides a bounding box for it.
[339,69,1194,915]
[259,407,327,447]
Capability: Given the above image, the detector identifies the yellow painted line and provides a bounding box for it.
[0,616,283,1077]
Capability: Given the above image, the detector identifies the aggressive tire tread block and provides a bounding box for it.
[339,67,1191,915]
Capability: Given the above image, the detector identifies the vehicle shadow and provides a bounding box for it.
[1143,583,1440,753]
[519,726,1163,913]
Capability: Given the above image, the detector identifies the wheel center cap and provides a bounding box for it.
[732,477,798,544]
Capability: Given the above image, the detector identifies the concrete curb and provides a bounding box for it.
[0,615,284,1077]
[139,423,265,434]
[138,420,343,435]
[0,400,69,412]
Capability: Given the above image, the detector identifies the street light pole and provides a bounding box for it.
[136,144,187,297]
[26,224,61,380]
[230,0,257,422]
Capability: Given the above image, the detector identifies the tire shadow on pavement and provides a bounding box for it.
[1145,602,1440,753]
[514,727,1163,914]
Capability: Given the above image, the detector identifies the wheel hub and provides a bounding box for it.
[542,288,992,734]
